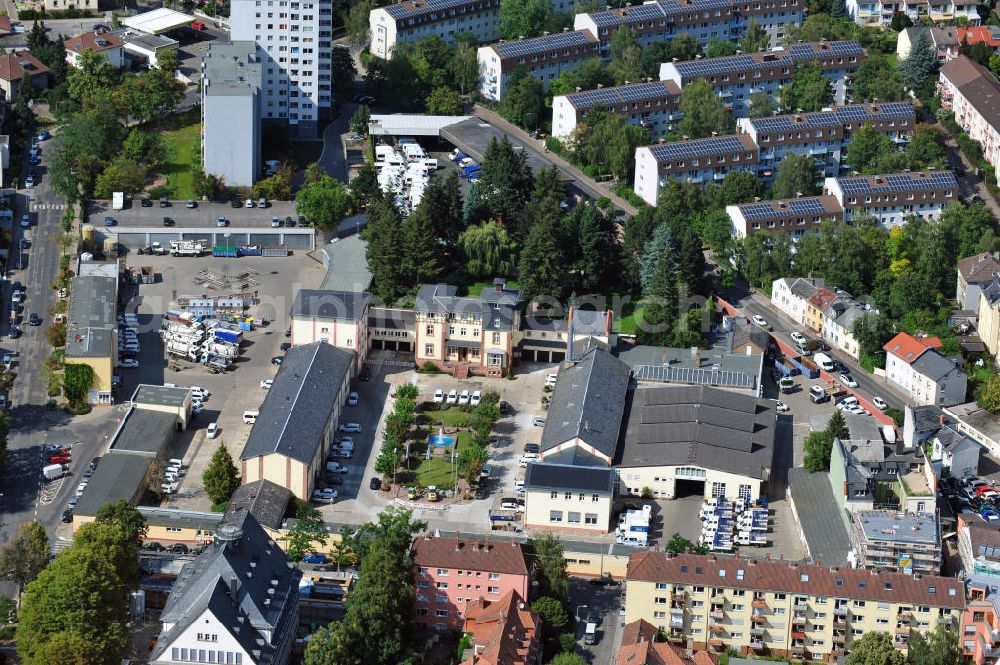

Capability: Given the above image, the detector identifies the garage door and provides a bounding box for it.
[118,233,148,249]
[249,233,281,246]
[149,232,180,247]
[182,232,214,245]
[282,233,313,249]
[213,232,249,246]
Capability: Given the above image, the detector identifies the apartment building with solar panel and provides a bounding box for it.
[846,0,979,27]
[633,134,759,206]
[737,102,916,179]
[726,196,844,239]
[573,0,803,53]
[551,80,681,139]
[823,171,959,228]
[659,41,865,117]
[369,0,575,59]
[477,29,600,101]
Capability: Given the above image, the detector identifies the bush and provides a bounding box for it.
[558,633,576,653]
[60,207,74,233]
[417,361,442,373]
[45,322,66,348]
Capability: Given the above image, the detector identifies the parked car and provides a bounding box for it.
[168,543,189,554]
[29,313,41,326]
[751,315,769,328]
[872,396,888,410]
[774,401,790,413]
[271,356,283,365]
[260,379,273,389]
[120,359,140,368]
[524,443,540,454]
[185,199,197,208]
[446,389,458,404]
[303,553,327,564]
[790,332,806,344]
[370,477,382,490]
[433,389,444,403]
[839,373,858,388]
[532,416,545,427]
[207,422,219,439]
[338,422,362,433]
[347,391,359,407]
[470,390,482,406]
[458,389,470,405]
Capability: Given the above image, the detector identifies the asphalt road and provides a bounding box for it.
[570,579,626,665]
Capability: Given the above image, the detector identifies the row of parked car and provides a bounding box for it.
[433,388,483,405]
[944,475,1000,523]
[311,420,365,504]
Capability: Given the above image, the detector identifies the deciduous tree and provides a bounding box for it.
[451,41,480,94]
[740,19,769,53]
[609,26,642,84]
[459,221,514,279]
[533,532,570,602]
[499,0,552,40]
[283,500,329,560]
[678,79,735,139]
[772,153,820,199]
[296,171,353,230]
[748,91,775,118]
[790,61,833,112]
[499,70,545,130]
[845,631,906,665]
[0,521,49,597]
[425,85,463,115]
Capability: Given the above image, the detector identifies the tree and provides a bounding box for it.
[420,172,465,250]
[478,135,534,237]
[67,49,118,107]
[748,90,776,118]
[402,204,443,285]
[845,631,906,665]
[846,124,895,174]
[253,168,294,201]
[120,129,165,166]
[451,42,480,95]
[0,411,10,461]
[532,596,568,634]
[548,655,588,665]
[350,104,371,135]
[576,204,620,292]
[773,153,820,199]
[741,19,770,53]
[740,231,792,288]
[720,171,760,205]
[639,224,676,295]
[900,28,939,91]
[425,85,462,115]
[678,79,735,139]
[906,624,960,665]
[499,0,552,40]
[574,108,649,181]
[533,532,570,602]
[609,26,642,84]
[363,197,408,303]
[460,221,514,278]
[331,45,357,93]
[664,532,709,555]
[977,374,1000,413]
[345,0,376,46]
[296,172,353,230]
[283,500,329,560]
[374,444,402,479]
[803,430,835,472]
[548,58,614,98]
[94,159,148,198]
[518,199,570,301]
[351,161,381,208]
[355,506,427,552]
[790,61,834,112]
[457,442,489,485]
[640,232,680,346]
[0,521,49,597]
[62,363,94,407]
[203,442,240,505]
[826,409,849,439]
[706,38,739,58]
[95,500,148,548]
[499,70,545,130]
[853,53,907,102]
[890,12,913,30]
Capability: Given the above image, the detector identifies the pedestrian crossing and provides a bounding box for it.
[31,203,67,211]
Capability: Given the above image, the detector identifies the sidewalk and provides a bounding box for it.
[472,105,639,217]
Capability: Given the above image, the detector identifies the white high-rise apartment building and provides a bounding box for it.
[230,0,334,138]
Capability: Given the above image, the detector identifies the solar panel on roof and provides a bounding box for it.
[738,196,831,221]
[648,135,746,162]
[495,30,591,58]
[632,364,755,389]
[384,0,480,19]
[836,171,957,195]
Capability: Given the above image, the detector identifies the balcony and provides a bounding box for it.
[750,639,765,650]
[809,147,828,156]
[708,639,726,650]
[751,613,768,624]
[896,625,911,635]
[670,607,684,615]
[713,172,727,181]
[670,615,684,628]
[710,610,725,619]
[794,600,808,610]
[792,632,807,640]
[834,607,849,616]
[752,598,768,608]
[750,627,766,637]
[833,633,846,644]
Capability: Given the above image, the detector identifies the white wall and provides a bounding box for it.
[633,147,660,206]
[524,487,613,533]
[551,95,579,140]
[203,91,260,188]
[618,465,766,502]
[154,607,254,665]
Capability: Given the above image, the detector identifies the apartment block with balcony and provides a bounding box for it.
[847,0,979,27]
[961,591,1000,665]
[849,510,942,575]
[625,552,964,663]
[823,171,958,228]
[477,30,600,101]
[413,536,531,632]
[659,41,864,118]
[938,56,1000,185]
[633,134,758,206]
[737,102,915,179]
[551,80,681,140]
[230,0,333,138]
[573,0,803,53]
[729,196,844,240]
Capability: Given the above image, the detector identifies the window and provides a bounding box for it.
[436,582,448,589]
[492,332,501,344]
[551,491,558,499]
[489,572,500,580]
[592,494,600,502]
[437,569,449,576]
[425,324,434,334]
[425,344,434,356]
[568,512,581,523]
[488,586,500,594]
[585,513,598,524]
[436,594,448,603]
[711,482,726,497]
[739,484,752,501]
[436,609,449,617]
[549,510,563,523]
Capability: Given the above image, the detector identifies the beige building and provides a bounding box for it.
[625,552,964,663]
[240,342,354,499]
[65,265,119,405]
[289,288,370,372]
[523,463,616,535]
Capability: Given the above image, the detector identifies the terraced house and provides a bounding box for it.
[938,56,1000,185]
[477,30,600,101]
[551,80,681,140]
[624,552,964,663]
[823,171,958,228]
[846,0,979,27]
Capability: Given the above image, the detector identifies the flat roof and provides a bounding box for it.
[134,384,190,407]
[788,467,852,566]
[75,451,151,516]
[441,118,572,182]
[77,260,119,278]
[856,511,939,546]
[68,275,117,329]
[114,217,317,233]
[946,402,1000,442]
[138,506,224,531]
[203,41,261,98]
[109,409,178,456]
[321,235,372,293]
[122,7,195,34]
[368,114,471,137]
[111,28,178,51]
[66,327,113,358]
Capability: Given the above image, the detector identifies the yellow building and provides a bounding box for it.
[625,552,963,663]
[289,289,371,373]
[65,268,119,405]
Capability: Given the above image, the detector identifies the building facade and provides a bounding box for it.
[823,171,958,228]
[412,536,531,632]
[230,0,333,137]
[847,0,979,27]
[939,56,1000,186]
[289,288,370,370]
[884,332,968,407]
[822,296,869,359]
[477,30,600,101]
[64,31,125,69]
[551,80,681,140]
[729,196,844,240]
[460,591,541,665]
[625,551,964,663]
[896,26,959,61]
[957,252,1000,310]
[201,41,262,188]
[633,134,759,206]
[659,41,864,118]
[848,510,942,575]
[523,463,617,534]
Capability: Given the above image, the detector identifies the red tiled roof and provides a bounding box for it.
[626,552,965,609]
[64,31,124,53]
[618,621,718,665]
[958,27,1000,48]
[461,591,538,665]
[0,52,49,82]
[883,332,942,364]
[0,16,12,34]
[808,287,839,311]
[412,536,529,576]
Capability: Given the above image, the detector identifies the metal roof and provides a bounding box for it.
[290,289,371,321]
[74,451,152,517]
[787,467,852,567]
[524,462,616,493]
[834,170,957,195]
[321,234,373,293]
[121,7,195,34]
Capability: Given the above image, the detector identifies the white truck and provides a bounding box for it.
[43,463,66,480]
[202,342,238,358]
[169,240,205,257]
[166,340,199,361]
[112,191,125,210]
[813,352,835,372]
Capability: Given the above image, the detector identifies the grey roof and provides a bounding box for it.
[109,409,178,456]
[843,438,886,464]
[138,506,224,531]
[909,404,948,435]
[935,425,978,455]
[415,282,522,331]
[824,298,870,329]
[911,349,963,382]
[65,327,112,358]
[240,342,354,463]
[618,385,775,479]
[152,510,301,665]
[524,462,616,494]
[521,317,568,332]
[111,27,178,50]
[225,480,293,531]
[68,274,117,329]
[74,451,151,517]
[290,289,371,322]
[540,345,631,462]
[615,333,763,393]
[202,41,261,97]
[569,308,610,335]
[787,467,852,567]
[844,414,884,442]
[957,252,1000,284]
[133,384,191,408]
[855,510,938,546]
[369,306,415,331]
[322,234,373,293]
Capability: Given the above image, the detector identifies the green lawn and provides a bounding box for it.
[157,110,202,199]
[616,302,645,335]
[421,406,472,428]
[407,456,457,489]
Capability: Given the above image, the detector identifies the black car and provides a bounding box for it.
[159,198,170,208]
[524,443,540,454]
[8,327,21,339]
[19,239,29,249]
[280,342,291,351]
[370,477,382,491]
[298,215,307,226]
[89,457,100,471]
[168,543,189,554]
[61,509,73,523]
[163,216,175,226]
[29,313,41,326]
[285,216,293,227]
[144,542,166,552]
[499,400,511,416]
[141,198,153,207]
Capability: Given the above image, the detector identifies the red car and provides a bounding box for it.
[191,20,205,30]
[49,455,70,465]
[975,485,999,496]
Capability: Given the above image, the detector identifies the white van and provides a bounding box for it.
[338,440,355,452]
[243,410,260,424]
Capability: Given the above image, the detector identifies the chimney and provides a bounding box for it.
[494,277,505,293]
[229,576,239,604]
[939,414,945,426]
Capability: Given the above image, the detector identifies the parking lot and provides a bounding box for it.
[88,199,303,230]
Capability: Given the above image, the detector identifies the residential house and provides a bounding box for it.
[65,267,119,405]
[239,342,354,499]
[625,551,964,662]
[149,509,301,665]
[931,424,981,478]
[289,288,371,371]
[979,272,1000,357]
[412,536,530,632]
[823,171,958,228]
[957,26,1000,53]
[414,280,522,377]
[902,403,980,478]
[64,31,125,69]
[957,252,1000,310]
[633,134,759,206]
[848,510,942,575]
[659,42,864,118]
[883,332,967,406]
[616,620,719,665]
[523,462,617,534]
[938,57,1000,185]
[960,586,1000,665]
[847,0,979,26]
[728,196,844,240]
[0,52,49,102]
[829,436,937,515]
[958,514,1000,585]
[460,590,540,665]
[771,277,827,331]
[574,0,803,52]
[551,80,681,140]
[944,401,1000,459]
[477,30,600,101]
[822,295,870,359]
[201,42,262,188]
[897,26,960,61]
